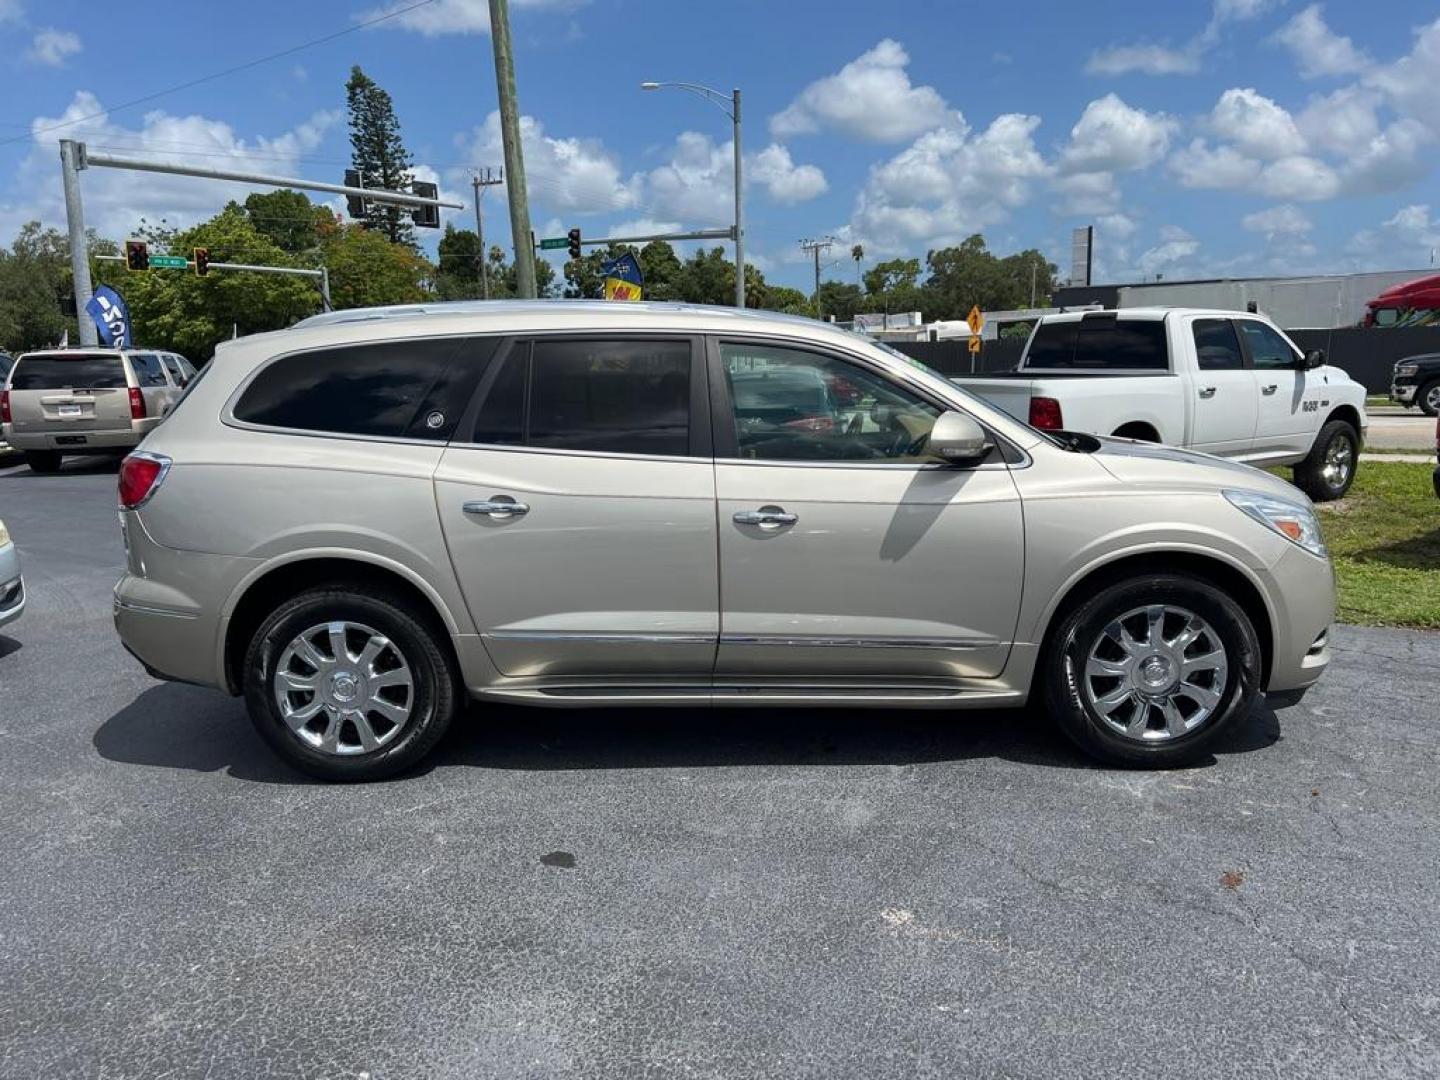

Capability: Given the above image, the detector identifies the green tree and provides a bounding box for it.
[243,189,331,254]
[0,222,75,352]
[346,65,415,248]
[637,240,683,301]
[93,204,319,360]
[563,244,629,299]
[675,246,736,305]
[851,244,864,287]
[862,257,924,316]
[817,281,864,322]
[434,223,483,298]
[761,285,812,316]
[320,221,433,310]
[923,235,1059,319]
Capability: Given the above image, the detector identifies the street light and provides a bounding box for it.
[642,80,744,309]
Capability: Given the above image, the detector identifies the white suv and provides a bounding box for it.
[113,302,1335,781]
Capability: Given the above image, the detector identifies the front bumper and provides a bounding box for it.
[0,542,23,630]
[1390,379,1417,405]
[1262,544,1336,694]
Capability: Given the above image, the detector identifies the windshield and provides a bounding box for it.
[10,354,127,390]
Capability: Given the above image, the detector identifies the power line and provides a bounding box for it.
[0,0,440,150]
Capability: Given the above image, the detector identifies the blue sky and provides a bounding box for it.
[1,0,1438,292]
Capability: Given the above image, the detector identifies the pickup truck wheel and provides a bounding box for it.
[24,451,62,474]
[1041,574,1262,768]
[1293,420,1358,502]
[242,586,461,782]
[1417,379,1440,418]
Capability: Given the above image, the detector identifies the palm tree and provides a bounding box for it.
[851,244,864,288]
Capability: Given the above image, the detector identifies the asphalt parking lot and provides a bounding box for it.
[1,457,1438,1079]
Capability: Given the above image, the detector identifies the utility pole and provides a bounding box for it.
[800,236,834,319]
[1030,261,1038,308]
[488,0,536,299]
[732,88,744,309]
[59,139,97,346]
[471,168,503,300]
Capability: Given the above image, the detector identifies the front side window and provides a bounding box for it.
[129,353,169,387]
[720,342,941,462]
[159,355,185,385]
[1239,321,1300,370]
[1192,319,1245,371]
[233,337,493,440]
[469,339,693,457]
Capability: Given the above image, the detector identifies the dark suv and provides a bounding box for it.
[1391,353,1440,417]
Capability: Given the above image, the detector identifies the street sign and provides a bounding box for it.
[966,304,984,336]
[968,336,982,355]
[539,237,569,250]
[148,255,188,269]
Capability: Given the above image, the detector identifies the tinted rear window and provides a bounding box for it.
[1026,318,1169,370]
[10,354,128,390]
[129,353,169,387]
[233,337,495,440]
[1193,319,1245,371]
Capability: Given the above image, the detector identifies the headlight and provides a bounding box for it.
[1224,490,1326,557]
[0,520,8,546]
[1395,364,1418,376]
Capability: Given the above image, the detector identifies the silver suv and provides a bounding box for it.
[113,302,1334,780]
[2,347,195,473]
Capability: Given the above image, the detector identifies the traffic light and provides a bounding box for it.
[193,247,210,277]
[125,239,149,272]
[343,168,368,219]
[410,181,440,229]
[567,228,581,260]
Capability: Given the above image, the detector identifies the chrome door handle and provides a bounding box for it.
[464,497,529,518]
[1261,384,1278,395]
[1198,387,1217,399]
[733,506,798,529]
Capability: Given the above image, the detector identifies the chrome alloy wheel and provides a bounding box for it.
[1321,432,1354,489]
[273,621,415,756]
[1081,605,1229,742]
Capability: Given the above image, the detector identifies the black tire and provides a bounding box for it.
[1040,574,1262,768]
[242,585,461,781]
[24,450,62,474]
[1417,379,1440,418]
[1292,419,1358,502]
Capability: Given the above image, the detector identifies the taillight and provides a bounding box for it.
[0,390,9,424]
[118,452,170,510]
[1029,396,1064,430]
[128,387,146,420]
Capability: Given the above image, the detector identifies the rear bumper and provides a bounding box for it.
[113,583,222,688]
[2,420,155,452]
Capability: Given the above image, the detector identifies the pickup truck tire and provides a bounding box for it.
[23,451,62,474]
[1041,574,1262,768]
[242,585,462,782]
[1417,378,1440,417]
[1293,420,1358,502]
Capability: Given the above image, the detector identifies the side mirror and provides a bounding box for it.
[1303,349,1325,370]
[929,411,992,464]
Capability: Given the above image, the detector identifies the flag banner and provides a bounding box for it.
[601,252,644,302]
[85,286,132,348]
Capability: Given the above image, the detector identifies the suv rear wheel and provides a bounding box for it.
[1041,574,1262,767]
[24,451,61,474]
[242,586,461,781]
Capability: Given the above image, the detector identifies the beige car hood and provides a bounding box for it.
[1088,437,1308,503]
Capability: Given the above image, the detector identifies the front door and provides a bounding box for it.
[710,338,1025,680]
[1188,318,1258,455]
[435,336,718,679]
[1238,319,1314,457]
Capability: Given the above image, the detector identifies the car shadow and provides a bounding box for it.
[0,634,20,660]
[1352,526,1440,570]
[0,454,122,479]
[92,682,1283,786]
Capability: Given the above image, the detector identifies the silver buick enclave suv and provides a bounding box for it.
[113,302,1334,780]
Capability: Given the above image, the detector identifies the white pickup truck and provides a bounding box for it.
[950,307,1368,501]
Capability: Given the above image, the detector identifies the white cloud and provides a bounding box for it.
[1367,16,1440,137]
[770,39,950,143]
[1208,88,1306,159]
[1,93,341,242]
[848,113,1047,253]
[1086,0,1279,76]
[1347,204,1440,268]
[1343,118,1431,194]
[610,218,681,238]
[1053,172,1120,215]
[1273,5,1371,78]
[1098,212,1139,241]
[638,131,736,225]
[1242,204,1313,238]
[1059,94,1178,173]
[0,0,23,23]
[747,143,828,204]
[27,27,81,67]
[1138,225,1201,276]
[1296,85,1381,156]
[358,0,577,35]
[455,111,637,216]
[1086,44,1199,77]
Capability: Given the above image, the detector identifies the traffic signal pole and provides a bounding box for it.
[60,140,98,346]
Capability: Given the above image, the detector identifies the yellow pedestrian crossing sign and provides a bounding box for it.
[966,305,984,335]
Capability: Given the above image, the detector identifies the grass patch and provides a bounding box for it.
[1366,395,1391,407]
[1314,463,1440,628]
[1363,445,1434,456]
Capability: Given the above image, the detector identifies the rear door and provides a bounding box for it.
[6,353,131,434]
[126,352,173,417]
[435,335,718,679]
[1186,318,1258,454]
[1238,319,1312,456]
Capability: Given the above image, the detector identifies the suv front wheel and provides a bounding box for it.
[242,586,461,781]
[1041,574,1262,767]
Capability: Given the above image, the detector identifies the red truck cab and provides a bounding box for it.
[1364,274,1440,327]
